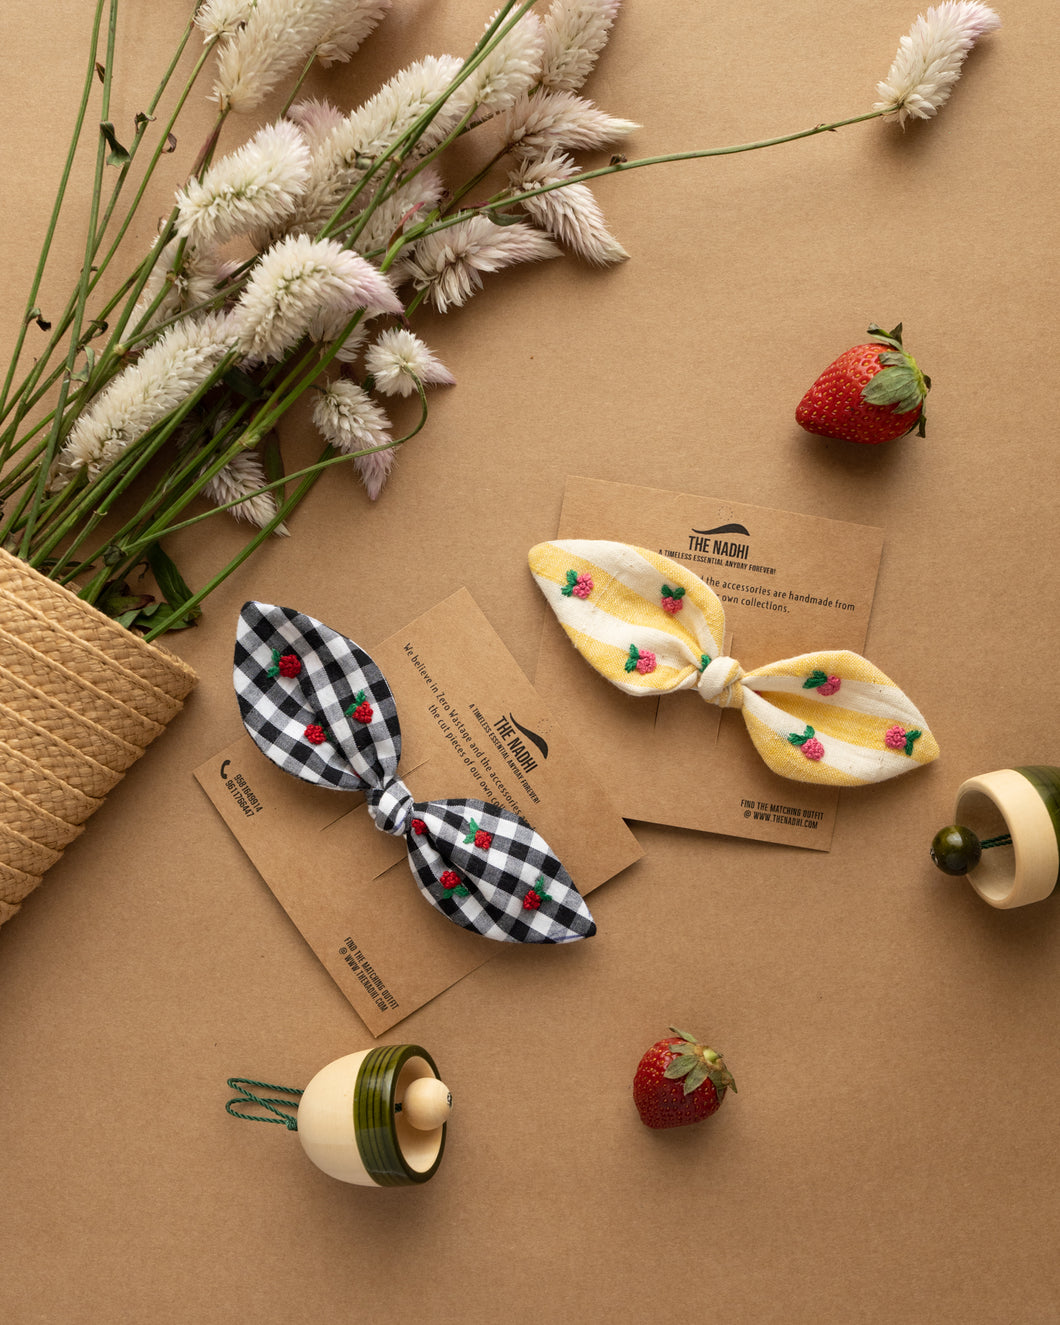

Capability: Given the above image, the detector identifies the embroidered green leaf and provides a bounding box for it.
[624,644,640,673]
[787,725,815,747]
[561,568,579,597]
[904,729,922,756]
[803,670,829,689]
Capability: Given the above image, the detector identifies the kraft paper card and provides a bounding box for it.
[532,477,887,849]
[195,587,642,1034]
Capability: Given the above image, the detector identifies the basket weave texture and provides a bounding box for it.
[0,548,196,924]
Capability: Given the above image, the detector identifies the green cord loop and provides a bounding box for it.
[225,1078,303,1130]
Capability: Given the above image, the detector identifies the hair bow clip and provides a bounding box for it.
[234,602,595,944]
[529,540,940,787]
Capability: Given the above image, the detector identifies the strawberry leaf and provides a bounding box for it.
[682,1062,710,1094]
[663,1054,699,1080]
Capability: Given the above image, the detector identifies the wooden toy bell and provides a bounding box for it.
[226,1044,452,1186]
[930,765,1060,909]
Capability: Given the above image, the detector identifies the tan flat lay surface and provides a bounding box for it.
[1,3,1057,1321]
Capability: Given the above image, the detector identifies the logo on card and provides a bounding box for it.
[493,713,548,773]
[689,522,751,562]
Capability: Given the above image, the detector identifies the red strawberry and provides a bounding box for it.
[795,323,930,445]
[633,1027,736,1130]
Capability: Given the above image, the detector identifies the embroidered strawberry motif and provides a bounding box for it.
[267,648,302,679]
[463,818,493,850]
[562,569,594,599]
[346,689,373,724]
[788,725,824,760]
[804,669,841,697]
[522,876,553,911]
[304,723,327,745]
[440,869,470,898]
[625,645,657,675]
[661,584,685,614]
[885,724,921,756]
[411,818,427,835]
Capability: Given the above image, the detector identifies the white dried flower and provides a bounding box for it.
[314,0,391,67]
[195,0,255,42]
[874,2,1001,125]
[286,98,346,149]
[396,216,561,313]
[500,89,639,157]
[232,235,401,362]
[349,167,446,259]
[452,8,544,118]
[211,0,360,113]
[510,150,627,265]
[133,237,232,333]
[539,0,622,93]
[365,329,455,398]
[202,449,289,533]
[312,379,395,499]
[352,445,396,501]
[292,56,465,233]
[51,313,235,487]
[333,320,373,364]
[175,120,310,249]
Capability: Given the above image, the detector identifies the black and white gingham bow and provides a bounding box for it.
[234,603,596,944]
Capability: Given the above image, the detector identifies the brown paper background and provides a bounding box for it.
[1,4,1058,1322]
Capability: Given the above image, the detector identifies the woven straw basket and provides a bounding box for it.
[0,548,196,925]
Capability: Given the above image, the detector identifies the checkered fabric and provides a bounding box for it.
[529,540,940,787]
[235,603,595,944]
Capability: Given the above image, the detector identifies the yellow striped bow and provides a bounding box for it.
[529,539,939,787]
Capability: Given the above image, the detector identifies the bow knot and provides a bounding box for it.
[529,539,940,787]
[235,602,595,943]
[366,776,414,838]
[697,656,745,709]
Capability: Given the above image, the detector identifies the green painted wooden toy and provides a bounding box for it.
[930,765,1060,909]
[226,1044,452,1186]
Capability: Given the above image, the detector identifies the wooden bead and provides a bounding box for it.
[930,824,982,876]
[400,1076,453,1130]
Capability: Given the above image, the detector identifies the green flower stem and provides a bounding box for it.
[121,387,430,554]
[26,349,241,575]
[17,0,124,559]
[316,0,538,243]
[140,462,321,641]
[0,27,222,485]
[392,108,891,257]
[139,385,432,642]
[0,0,108,433]
[280,50,318,118]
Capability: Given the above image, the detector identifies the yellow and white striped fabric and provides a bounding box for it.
[529,539,939,787]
